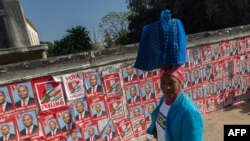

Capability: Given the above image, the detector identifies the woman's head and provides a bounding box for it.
[160,66,184,97]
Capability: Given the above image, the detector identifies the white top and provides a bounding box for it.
[156,100,171,141]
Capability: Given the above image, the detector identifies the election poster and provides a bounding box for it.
[33,77,66,112]
[115,118,134,141]
[102,73,122,98]
[0,116,18,141]
[62,73,85,101]
[107,97,124,120]
[0,86,14,116]
[10,81,37,111]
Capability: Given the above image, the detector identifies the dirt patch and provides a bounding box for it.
[204,100,250,141]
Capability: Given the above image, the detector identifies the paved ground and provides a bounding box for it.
[204,100,250,141]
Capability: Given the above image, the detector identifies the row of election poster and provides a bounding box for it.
[0,37,249,140]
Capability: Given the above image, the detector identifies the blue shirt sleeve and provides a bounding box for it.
[181,110,204,141]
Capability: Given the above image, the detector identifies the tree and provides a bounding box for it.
[126,0,250,43]
[99,11,130,45]
[52,25,92,56]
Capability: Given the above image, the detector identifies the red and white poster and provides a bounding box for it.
[88,97,108,120]
[224,92,233,106]
[16,110,39,140]
[194,99,204,114]
[211,43,221,61]
[40,114,62,140]
[62,73,85,100]
[222,58,233,77]
[122,63,139,84]
[0,86,14,116]
[0,116,18,141]
[153,77,163,98]
[205,97,215,114]
[237,38,246,54]
[107,97,124,120]
[81,121,101,141]
[130,115,146,137]
[140,81,155,103]
[213,61,223,80]
[232,58,240,75]
[229,40,238,56]
[56,109,76,133]
[83,72,104,98]
[125,83,141,106]
[103,73,122,98]
[33,77,66,112]
[10,81,37,111]
[245,36,250,52]
[115,118,134,141]
[220,41,230,59]
[201,45,212,64]
[100,120,119,141]
[144,101,157,123]
[214,94,224,111]
[192,86,203,101]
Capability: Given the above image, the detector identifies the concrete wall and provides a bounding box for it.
[0,24,250,86]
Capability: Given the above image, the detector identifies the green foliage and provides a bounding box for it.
[99,11,130,45]
[52,25,92,56]
[126,0,250,43]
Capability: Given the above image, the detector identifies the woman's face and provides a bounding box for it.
[160,74,181,98]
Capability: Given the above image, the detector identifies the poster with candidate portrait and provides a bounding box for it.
[140,81,155,103]
[183,88,193,100]
[100,120,119,141]
[125,83,141,106]
[232,76,241,91]
[72,98,91,123]
[214,94,224,111]
[220,41,230,59]
[88,97,108,120]
[229,40,238,56]
[237,38,246,54]
[129,104,143,119]
[213,61,223,80]
[205,97,215,114]
[223,78,232,93]
[66,129,83,141]
[16,110,39,140]
[144,101,157,123]
[192,86,203,100]
[211,43,221,61]
[10,81,37,111]
[115,118,134,141]
[0,86,14,116]
[201,45,212,64]
[194,100,204,114]
[138,70,157,81]
[107,97,124,120]
[213,80,223,95]
[203,83,213,98]
[122,63,139,84]
[191,68,203,86]
[245,36,250,52]
[0,116,18,141]
[33,77,66,112]
[83,72,103,98]
[153,77,163,98]
[189,48,202,68]
[233,90,242,103]
[40,114,62,140]
[222,58,233,77]
[82,121,100,141]
[103,73,122,98]
[232,58,240,75]
[182,70,192,89]
[203,64,214,82]
[62,72,85,101]
[241,77,249,94]
[56,109,76,134]
[240,61,248,75]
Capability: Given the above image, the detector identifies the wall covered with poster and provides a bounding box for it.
[0,33,250,140]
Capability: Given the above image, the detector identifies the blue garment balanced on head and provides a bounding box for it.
[134,10,187,71]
